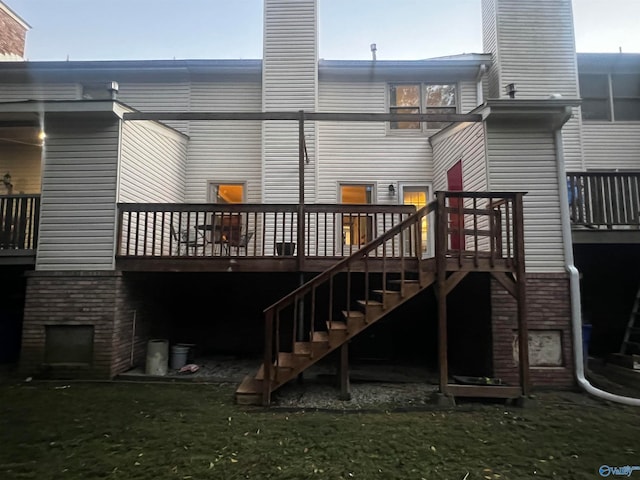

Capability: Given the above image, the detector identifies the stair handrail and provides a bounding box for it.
[264,201,436,314]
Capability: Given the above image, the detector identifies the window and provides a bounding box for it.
[389,83,457,131]
[612,74,640,121]
[580,73,640,121]
[208,183,244,203]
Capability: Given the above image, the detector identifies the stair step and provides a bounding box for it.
[326,320,347,331]
[236,374,262,394]
[341,310,365,320]
[311,331,329,343]
[235,375,264,405]
[293,341,312,357]
[356,299,384,310]
[372,289,402,297]
[388,279,419,285]
[277,352,296,369]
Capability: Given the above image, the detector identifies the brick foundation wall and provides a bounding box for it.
[20,271,149,379]
[0,7,27,58]
[491,273,575,388]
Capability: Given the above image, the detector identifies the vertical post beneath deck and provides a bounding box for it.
[263,311,274,406]
[436,192,449,394]
[514,193,530,396]
[338,342,351,401]
[297,110,305,272]
[115,206,123,256]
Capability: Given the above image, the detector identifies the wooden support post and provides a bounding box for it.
[338,342,351,401]
[263,310,274,406]
[297,110,305,271]
[514,193,530,396]
[436,192,449,395]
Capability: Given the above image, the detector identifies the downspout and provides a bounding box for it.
[555,127,640,406]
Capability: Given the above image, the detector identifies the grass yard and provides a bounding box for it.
[0,380,638,480]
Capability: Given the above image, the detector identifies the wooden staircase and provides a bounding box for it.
[235,192,530,406]
[236,271,435,405]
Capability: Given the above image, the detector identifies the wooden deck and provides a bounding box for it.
[0,194,40,264]
[115,203,418,272]
[567,171,640,244]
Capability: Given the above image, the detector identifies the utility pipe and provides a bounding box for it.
[555,128,640,406]
[476,64,487,105]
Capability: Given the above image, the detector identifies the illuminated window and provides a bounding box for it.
[208,183,244,203]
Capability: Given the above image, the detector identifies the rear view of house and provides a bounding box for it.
[0,0,638,405]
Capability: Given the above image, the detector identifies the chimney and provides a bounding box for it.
[0,1,31,61]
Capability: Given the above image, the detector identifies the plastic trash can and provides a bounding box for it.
[145,339,169,376]
[170,344,190,370]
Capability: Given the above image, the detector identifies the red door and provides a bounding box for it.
[446,160,463,250]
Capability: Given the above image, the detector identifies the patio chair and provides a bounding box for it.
[170,224,206,255]
[227,231,254,256]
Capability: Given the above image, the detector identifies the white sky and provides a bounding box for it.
[4,0,640,61]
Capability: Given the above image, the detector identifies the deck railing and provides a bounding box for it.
[0,194,41,252]
[116,203,416,259]
[567,172,640,229]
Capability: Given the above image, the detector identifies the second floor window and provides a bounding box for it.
[389,83,457,131]
[580,73,640,121]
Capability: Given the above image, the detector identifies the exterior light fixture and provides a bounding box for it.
[388,184,396,196]
[505,83,517,99]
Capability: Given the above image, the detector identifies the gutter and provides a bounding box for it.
[555,129,640,406]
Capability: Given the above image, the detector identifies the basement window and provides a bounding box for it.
[389,83,457,131]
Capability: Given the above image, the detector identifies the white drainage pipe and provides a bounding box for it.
[555,129,640,406]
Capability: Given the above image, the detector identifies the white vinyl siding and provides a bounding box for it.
[459,80,480,113]
[36,117,120,270]
[318,81,432,205]
[486,125,564,272]
[0,142,41,193]
[187,82,263,203]
[482,0,500,99]
[432,122,489,251]
[118,82,190,135]
[582,123,640,171]
[262,0,317,204]
[119,121,187,203]
[484,0,579,100]
[482,0,585,176]
[432,122,487,192]
[0,83,80,101]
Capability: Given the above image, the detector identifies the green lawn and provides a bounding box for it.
[0,381,638,479]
